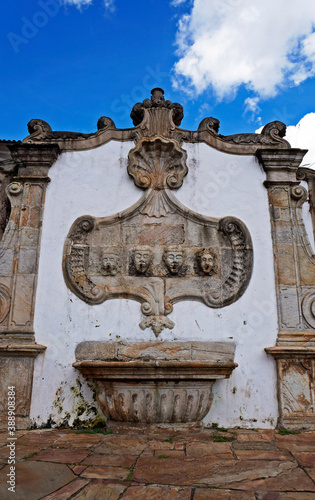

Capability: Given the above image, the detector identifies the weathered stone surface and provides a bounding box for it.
[236,433,273,442]
[227,467,315,491]
[0,461,75,500]
[154,449,185,458]
[291,451,315,467]
[233,442,278,450]
[81,465,129,479]
[94,435,148,455]
[68,465,87,475]
[53,433,102,448]
[233,450,293,461]
[191,342,235,361]
[305,467,315,481]
[194,490,255,500]
[75,341,236,425]
[256,494,315,500]
[29,447,90,464]
[186,442,233,458]
[122,485,192,499]
[82,453,136,467]
[0,356,34,417]
[41,478,89,500]
[17,431,60,447]
[72,481,126,500]
[133,458,296,486]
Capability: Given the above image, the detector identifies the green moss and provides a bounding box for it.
[157,455,171,459]
[278,428,300,435]
[165,435,175,444]
[125,470,133,481]
[212,434,235,442]
[75,427,112,435]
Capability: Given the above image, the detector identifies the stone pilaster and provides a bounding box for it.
[258,148,315,429]
[0,144,59,428]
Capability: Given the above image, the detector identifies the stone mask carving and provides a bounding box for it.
[129,247,153,276]
[101,252,120,276]
[195,249,218,276]
[63,91,253,336]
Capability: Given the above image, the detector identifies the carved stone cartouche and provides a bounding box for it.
[63,92,254,335]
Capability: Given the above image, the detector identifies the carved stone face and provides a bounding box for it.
[102,252,120,276]
[164,249,184,275]
[200,252,215,275]
[133,248,153,274]
[196,248,217,276]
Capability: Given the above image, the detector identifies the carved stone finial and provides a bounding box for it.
[130,88,184,138]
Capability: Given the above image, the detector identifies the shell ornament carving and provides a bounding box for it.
[63,134,253,336]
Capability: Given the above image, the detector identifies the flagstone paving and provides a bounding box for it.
[0,428,315,499]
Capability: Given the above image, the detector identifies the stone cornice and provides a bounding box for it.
[0,343,46,357]
[256,148,308,184]
[73,360,237,380]
[5,143,60,180]
[17,89,294,156]
[265,346,315,359]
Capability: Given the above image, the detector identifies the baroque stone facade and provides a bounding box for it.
[0,87,314,429]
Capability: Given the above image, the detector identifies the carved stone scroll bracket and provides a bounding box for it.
[265,346,315,429]
[197,119,291,151]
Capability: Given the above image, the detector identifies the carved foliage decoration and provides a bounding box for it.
[63,136,253,336]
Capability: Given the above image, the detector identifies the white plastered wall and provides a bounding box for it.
[31,140,279,428]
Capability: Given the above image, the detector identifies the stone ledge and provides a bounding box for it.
[265,346,315,359]
[0,343,46,357]
[73,360,237,380]
[75,340,236,362]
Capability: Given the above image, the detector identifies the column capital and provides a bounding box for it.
[256,148,308,185]
[7,143,60,180]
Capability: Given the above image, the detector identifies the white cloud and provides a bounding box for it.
[62,0,93,8]
[172,0,315,100]
[243,97,261,124]
[171,0,189,5]
[62,0,115,11]
[104,0,115,12]
[285,113,315,167]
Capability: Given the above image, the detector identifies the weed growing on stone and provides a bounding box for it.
[278,428,300,435]
[165,436,175,443]
[125,470,134,481]
[75,428,112,435]
[212,434,235,442]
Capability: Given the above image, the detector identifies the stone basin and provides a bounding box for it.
[73,341,237,425]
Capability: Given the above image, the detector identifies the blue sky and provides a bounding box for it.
[1,0,315,140]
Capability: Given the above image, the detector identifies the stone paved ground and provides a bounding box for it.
[0,427,315,499]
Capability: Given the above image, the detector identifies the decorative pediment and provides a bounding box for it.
[22,88,291,155]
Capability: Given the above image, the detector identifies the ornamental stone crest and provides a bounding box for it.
[63,89,253,336]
